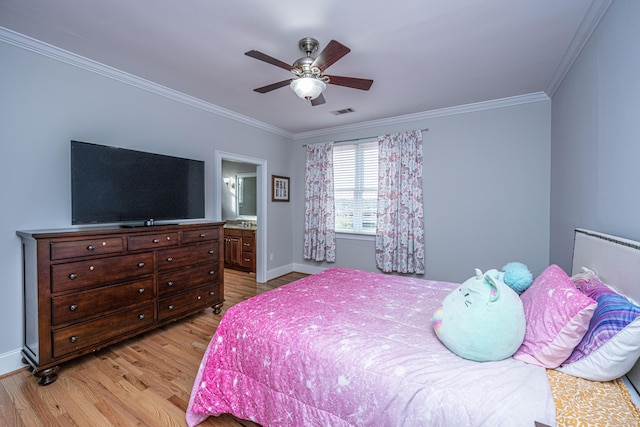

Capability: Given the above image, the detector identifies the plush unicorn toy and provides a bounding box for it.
[500,261,534,294]
[432,268,526,362]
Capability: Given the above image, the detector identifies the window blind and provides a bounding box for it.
[333,141,378,234]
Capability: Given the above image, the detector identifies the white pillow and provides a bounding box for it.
[557,319,640,381]
[557,272,640,381]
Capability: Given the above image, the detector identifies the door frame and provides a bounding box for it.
[214,150,267,283]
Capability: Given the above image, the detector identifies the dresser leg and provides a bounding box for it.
[33,366,59,386]
[212,302,223,315]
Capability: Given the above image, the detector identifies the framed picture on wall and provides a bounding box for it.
[272,175,290,202]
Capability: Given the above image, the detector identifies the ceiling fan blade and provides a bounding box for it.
[325,75,373,91]
[245,50,294,72]
[311,93,326,106]
[254,79,292,93]
[311,40,350,71]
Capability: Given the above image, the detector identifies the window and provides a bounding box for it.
[333,141,378,234]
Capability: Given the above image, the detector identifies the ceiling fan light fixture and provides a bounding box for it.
[290,77,326,101]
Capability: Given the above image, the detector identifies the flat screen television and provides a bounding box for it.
[71,140,205,225]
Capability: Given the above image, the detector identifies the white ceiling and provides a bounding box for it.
[0,0,607,135]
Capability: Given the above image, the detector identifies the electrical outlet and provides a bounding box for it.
[270,253,274,261]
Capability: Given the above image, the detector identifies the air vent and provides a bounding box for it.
[331,108,355,116]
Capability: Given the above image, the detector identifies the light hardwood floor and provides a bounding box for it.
[0,269,308,427]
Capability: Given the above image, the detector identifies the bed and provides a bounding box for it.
[186,228,640,426]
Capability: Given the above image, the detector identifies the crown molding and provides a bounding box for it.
[0,27,293,139]
[292,92,550,140]
[545,0,613,97]
[1,25,553,142]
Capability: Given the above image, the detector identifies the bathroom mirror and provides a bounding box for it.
[236,173,257,218]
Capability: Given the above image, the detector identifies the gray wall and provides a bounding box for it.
[293,99,552,283]
[550,0,640,271]
[0,38,294,373]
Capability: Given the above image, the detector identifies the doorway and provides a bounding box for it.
[214,151,267,283]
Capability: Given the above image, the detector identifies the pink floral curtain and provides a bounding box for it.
[303,142,336,262]
[375,130,425,274]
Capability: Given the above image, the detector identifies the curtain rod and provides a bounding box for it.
[303,128,429,146]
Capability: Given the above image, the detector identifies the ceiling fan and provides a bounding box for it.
[245,37,374,106]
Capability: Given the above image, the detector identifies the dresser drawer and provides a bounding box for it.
[182,227,220,244]
[50,237,124,260]
[158,263,220,297]
[52,303,154,358]
[51,253,154,293]
[157,243,219,271]
[51,278,154,326]
[224,228,242,238]
[158,284,220,321]
[127,232,179,251]
[241,252,254,269]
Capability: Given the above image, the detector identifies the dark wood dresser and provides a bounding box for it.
[17,221,224,385]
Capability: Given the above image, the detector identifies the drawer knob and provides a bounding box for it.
[166,236,171,241]
[69,304,78,311]
[167,281,174,287]
[87,245,95,251]
[208,250,214,254]
[208,291,215,296]
[153,239,160,243]
[137,262,145,268]
[138,314,145,320]
[209,270,215,275]
[199,233,206,238]
[166,257,173,262]
[138,288,145,294]
[69,273,78,280]
[70,336,77,343]
[168,304,174,310]
[197,295,202,300]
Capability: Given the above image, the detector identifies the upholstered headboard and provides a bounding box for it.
[571,228,640,394]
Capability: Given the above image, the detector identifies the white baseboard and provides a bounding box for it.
[292,263,326,276]
[0,348,25,377]
[265,263,296,282]
[265,263,327,282]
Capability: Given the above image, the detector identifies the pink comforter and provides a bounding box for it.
[187,268,555,426]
